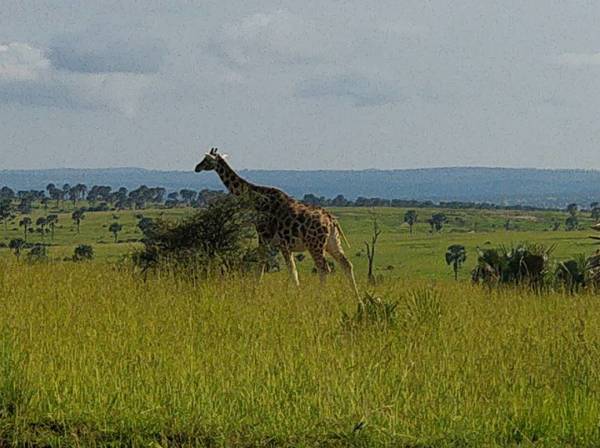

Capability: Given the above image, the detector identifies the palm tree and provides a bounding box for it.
[46,214,58,241]
[19,216,32,241]
[428,213,448,233]
[445,244,467,280]
[36,216,48,242]
[403,210,418,234]
[109,223,123,243]
[71,209,85,234]
[566,203,578,217]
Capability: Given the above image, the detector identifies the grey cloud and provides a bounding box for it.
[48,40,166,74]
[0,41,153,114]
[0,79,97,109]
[296,75,402,107]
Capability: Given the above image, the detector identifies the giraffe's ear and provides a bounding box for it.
[210,147,218,156]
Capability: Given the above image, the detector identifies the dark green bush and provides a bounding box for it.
[132,195,265,276]
[72,244,94,262]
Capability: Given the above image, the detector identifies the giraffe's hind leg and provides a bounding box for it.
[308,244,330,285]
[326,232,360,299]
[281,247,300,286]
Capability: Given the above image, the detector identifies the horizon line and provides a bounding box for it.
[2,165,600,173]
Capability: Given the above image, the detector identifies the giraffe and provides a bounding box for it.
[195,148,359,297]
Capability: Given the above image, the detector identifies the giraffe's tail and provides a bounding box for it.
[333,220,351,248]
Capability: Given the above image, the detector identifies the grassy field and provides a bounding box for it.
[1,205,599,446]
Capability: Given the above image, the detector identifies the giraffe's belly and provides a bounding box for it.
[289,241,306,252]
[272,233,305,252]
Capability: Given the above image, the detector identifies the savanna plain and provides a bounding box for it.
[1,205,600,446]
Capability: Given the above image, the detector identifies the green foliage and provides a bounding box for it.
[18,216,31,241]
[427,212,447,232]
[132,195,257,275]
[403,209,418,233]
[25,244,47,263]
[445,244,467,280]
[556,255,587,293]
[472,243,553,288]
[566,203,578,216]
[108,222,123,243]
[71,208,85,234]
[72,244,94,262]
[565,214,579,231]
[8,239,25,259]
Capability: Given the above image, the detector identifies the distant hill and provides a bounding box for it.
[2,167,600,208]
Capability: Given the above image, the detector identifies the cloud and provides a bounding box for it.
[0,43,50,81]
[554,53,600,67]
[48,39,165,74]
[0,41,158,114]
[209,10,326,68]
[296,74,402,106]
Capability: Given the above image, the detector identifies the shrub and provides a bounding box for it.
[472,243,553,289]
[25,244,47,263]
[132,195,259,276]
[72,244,94,262]
[555,255,587,293]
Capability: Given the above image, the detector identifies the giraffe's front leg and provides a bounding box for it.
[280,247,300,287]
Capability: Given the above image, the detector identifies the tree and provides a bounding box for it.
[592,207,600,222]
[8,238,25,259]
[19,216,32,241]
[26,244,47,263]
[565,215,578,231]
[403,210,418,234]
[427,213,447,232]
[73,244,94,261]
[68,186,79,205]
[364,215,382,285]
[132,195,257,275]
[137,217,156,234]
[36,216,48,242]
[445,244,467,280]
[109,223,123,243]
[180,189,198,204]
[0,199,13,238]
[566,203,578,217]
[0,187,15,200]
[62,184,71,202]
[71,209,85,234]
[46,214,58,241]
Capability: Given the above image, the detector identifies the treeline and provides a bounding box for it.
[0,184,226,213]
[1,183,599,215]
[301,193,559,212]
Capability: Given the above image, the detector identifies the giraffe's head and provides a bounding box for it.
[195,147,224,172]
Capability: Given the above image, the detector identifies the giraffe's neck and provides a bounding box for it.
[214,158,253,196]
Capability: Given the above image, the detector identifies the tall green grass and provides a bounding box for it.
[0,261,600,445]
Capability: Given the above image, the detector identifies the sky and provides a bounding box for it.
[1,1,600,171]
